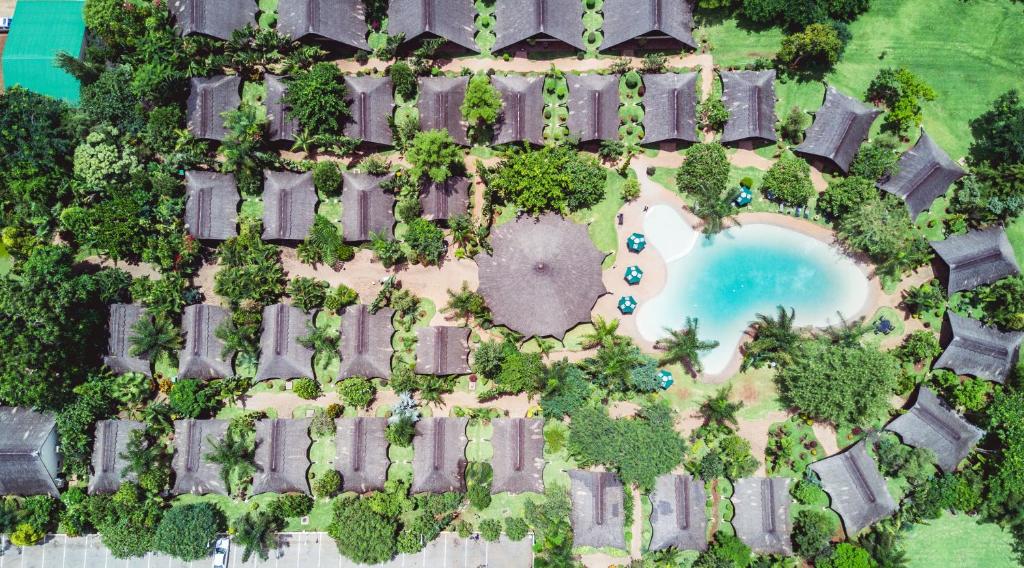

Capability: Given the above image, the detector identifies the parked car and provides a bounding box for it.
[212,538,230,568]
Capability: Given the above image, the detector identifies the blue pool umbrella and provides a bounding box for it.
[658,370,674,389]
[627,233,647,253]
[624,265,644,285]
[618,296,638,314]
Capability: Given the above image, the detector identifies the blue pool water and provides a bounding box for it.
[637,206,870,374]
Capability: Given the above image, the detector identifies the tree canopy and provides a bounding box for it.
[487,145,607,214]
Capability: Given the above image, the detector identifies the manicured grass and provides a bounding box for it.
[0,243,11,275]
[904,513,1019,568]
[662,366,783,421]
[699,16,784,68]
[571,168,628,268]
[1006,215,1024,267]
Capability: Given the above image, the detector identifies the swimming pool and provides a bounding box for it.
[636,205,871,375]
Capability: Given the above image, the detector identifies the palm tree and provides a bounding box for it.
[820,312,871,347]
[232,511,283,562]
[699,386,743,427]
[443,281,489,325]
[656,317,719,375]
[581,316,621,349]
[742,305,801,371]
[536,338,559,360]
[129,315,182,361]
[448,214,475,250]
[205,429,256,497]
[141,402,174,435]
[298,321,340,367]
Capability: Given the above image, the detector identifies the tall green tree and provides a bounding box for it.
[656,317,720,374]
[283,62,351,137]
[406,130,464,183]
[742,305,801,370]
[232,511,283,562]
[152,503,224,561]
[129,314,181,361]
[461,75,502,127]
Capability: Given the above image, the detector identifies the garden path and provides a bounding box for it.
[811,422,840,456]
[630,486,644,559]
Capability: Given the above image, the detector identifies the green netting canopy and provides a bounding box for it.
[2,0,86,104]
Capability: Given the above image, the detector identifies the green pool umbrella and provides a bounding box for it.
[618,295,638,314]
[627,233,647,253]
[734,187,753,207]
[624,265,644,285]
[658,370,674,389]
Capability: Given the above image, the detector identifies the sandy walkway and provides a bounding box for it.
[82,256,162,279]
[630,487,644,559]
[730,148,775,171]
[812,422,840,456]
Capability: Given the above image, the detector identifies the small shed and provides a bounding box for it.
[878,129,965,220]
[600,0,695,51]
[88,420,145,495]
[732,477,792,555]
[569,470,627,550]
[387,0,478,52]
[420,177,470,222]
[187,75,242,141]
[104,303,152,377]
[255,303,315,382]
[415,326,471,375]
[491,0,585,52]
[412,417,468,493]
[795,86,881,173]
[344,76,396,146]
[930,227,1021,294]
[171,419,229,496]
[934,313,1024,384]
[262,170,318,241]
[276,0,369,50]
[266,74,301,142]
[184,171,240,241]
[649,474,708,552]
[335,417,390,492]
[418,76,470,146]
[720,70,777,146]
[492,75,546,146]
[338,305,395,380]
[252,419,312,495]
[809,441,897,537]
[642,73,699,144]
[490,418,545,494]
[171,0,257,40]
[566,74,620,143]
[340,172,396,242]
[886,386,984,473]
[0,407,60,496]
[179,304,234,380]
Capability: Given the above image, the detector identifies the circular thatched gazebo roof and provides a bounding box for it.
[475,214,607,339]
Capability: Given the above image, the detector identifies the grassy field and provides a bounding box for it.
[904,513,1019,568]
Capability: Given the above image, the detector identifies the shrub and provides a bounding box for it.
[504,517,529,541]
[388,62,417,100]
[283,63,350,137]
[310,412,337,438]
[407,130,463,183]
[487,145,606,214]
[622,178,640,201]
[292,378,322,400]
[696,95,729,131]
[781,106,810,144]
[10,523,45,546]
[792,509,836,559]
[762,153,815,206]
[896,331,941,364]
[328,498,397,564]
[338,377,376,408]
[478,519,502,542]
[169,379,217,417]
[386,416,416,447]
[850,135,900,180]
[838,195,932,280]
[324,284,359,312]
[313,470,342,499]
[866,68,936,134]
[299,216,354,267]
[818,176,878,220]
[153,503,223,561]
[466,462,493,510]
[461,74,502,126]
[288,277,329,312]
[404,218,447,265]
[777,23,845,70]
[676,143,730,201]
[312,161,343,195]
[270,494,314,518]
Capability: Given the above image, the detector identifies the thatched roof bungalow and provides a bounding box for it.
[642,73,698,144]
[104,303,152,376]
[262,170,317,241]
[387,0,478,52]
[418,76,470,145]
[490,418,545,494]
[412,417,468,493]
[491,0,585,52]
[255,303,315,382]
[809,441,897,536]
[252,419,311,495]
[732,477,792,555]
[276,0,369,50]
[344,76,395,146]
[567,74,620,143]
[335,417,390,492]
[340,172,395,242]
[878,129,965,220]
[171,419,229,496]
[187,75,241,141]
[934,313,1024,384]
[338,304,395,380]
[415,326,471,375]
[419,176,470,222]
[600,0,695,51]
[179,304,233,380]
[720,70,777,146]
[492,75,546,146]
[930,227,1020,294]
[795,86,881,173]
[649,474,708,551]
[184,171,239,241]
[0,407,60,496]
[886,387,984,473]
[569,470,627,550]
[88,420,145,495]
[171,0,256,40]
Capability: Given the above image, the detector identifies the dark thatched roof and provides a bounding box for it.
[732,477,792,555]
[88,420,144,495]
[491,0,586,52]
[600,0,695,51]
[879,129,965,220]
[567,74,620,142]
[412,417,468,493]
[252,419,311,495]
[642,73,699,144]
[886,387,984,473]
[475,214,607,339]
[809,441,897,537]
[795,86,881,173]
[340,172,396,241]
[492,75,546,146]
[720,70,777,145]
[418,76,470,146]
[335,417,390,492]
[0,407,59,496]
[344,76,395,146]
[266,74,300,142]
[569,470,627,550]
[255,303,315,382]
[104,304,152,377]
[262,170,318,241]
[930,226,1021,294]
[420,176,470,221]
[171,419,229,496]
[934,313,1024,384]
[184,171,240,241]
[171,0,256,40]
[649,474,708,552]
[187,75,241,141]
[276,0,369,49]
[415,326,471,375]
[387,0,478,52]
[338,304,395,380]
[179,304,233,380]
[490,418,545,494]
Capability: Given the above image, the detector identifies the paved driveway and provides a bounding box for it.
[0,532,534,568]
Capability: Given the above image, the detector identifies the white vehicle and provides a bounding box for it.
[212,537,230,568]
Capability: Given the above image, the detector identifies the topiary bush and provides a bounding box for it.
[338,377,375,408]
[293,378,322,400]
[312,161,343,195]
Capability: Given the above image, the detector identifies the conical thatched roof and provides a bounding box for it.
[930,226,1020,294]
[879,129,965,220]
[187,75,241,141]
[255,303,315,382]
[88,420,145,495]
[720,70,777,145]
[795,86,881,173]
[567,74,620,142]
[338,304,395,380]
[490,418,545,494]
[415,326,471,375]
[491,0,585,52]
[340,172,395,241]
[418,76,470,145]
[809,441,896,537]
[886,386,984,473]
[475,214,607,339]
[276,0,369,49]
[934,313,1024,384]
[642,73,698,144]
[171,0,256,40]
[569,470,627,550]
[600,0,695,51]
[266,74,300,142]
[387,0,478,52]
[492,75,546,146]
[649,474,708,551]
[179,304,233,380]
[262,170,317,241]
[252,419,311,495]
[732,477,792,555]
[171,419,229,496]
[420,176,470,221]
[412,417,468,493]
[335,417,390,492]
[0,407,59,497]
[104,303,152,377]
[344,76,395,146]
[184,171,240,241]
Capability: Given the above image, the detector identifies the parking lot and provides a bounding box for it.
[0,532,534,568]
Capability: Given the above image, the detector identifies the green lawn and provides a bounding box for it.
[570,168,628,268]
[904,513,1019,568]
[1006,215,1024,266]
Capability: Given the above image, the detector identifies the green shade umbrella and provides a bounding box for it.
[627,233,647,253]
[624,265,644,285]
[658,370,674,389]
[734,187,753,207]
[618,295,638,314]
